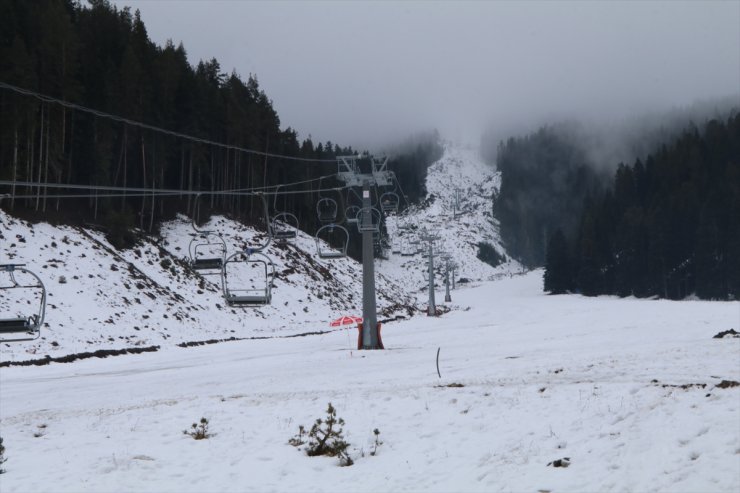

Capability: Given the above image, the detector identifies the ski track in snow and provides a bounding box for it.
[0,142,738,492]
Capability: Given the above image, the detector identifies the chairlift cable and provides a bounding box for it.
[0,81,337,164]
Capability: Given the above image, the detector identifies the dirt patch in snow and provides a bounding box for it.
[0,345,160,367]
[713,329,739,339]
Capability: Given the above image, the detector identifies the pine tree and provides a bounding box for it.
[544,229,573,294]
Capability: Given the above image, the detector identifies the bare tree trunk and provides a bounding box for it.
[210,151,215,209]
[159,167,164,216]
[11,126,18,210]
[148,174,155,232]
[179,143,185,199]
[42,112,50,212]
[56,107,66,211]
[148,137,156,232]
[122,128,127,210]
[36,104,44,210]
[187,145,193,214]
[26,126,32,208]
[235,152,241,213]
[66,109,75,185]
[140,135,147,230]
[262,135,269,224]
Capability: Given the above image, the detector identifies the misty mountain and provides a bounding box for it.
[545,114,740,300]
[485,100,739,269]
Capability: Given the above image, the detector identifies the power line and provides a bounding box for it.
[7,187,348,201]
[0,173,339,196]
[0,81,338,164]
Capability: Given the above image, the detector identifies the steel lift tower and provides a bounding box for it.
[336,155,394,349]
[419,229,441,316]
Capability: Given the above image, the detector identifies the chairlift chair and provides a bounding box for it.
[356,207,381,233]
[391,239,401,254]
[316,198,339,224]
[271,212,299,242]
[0,264,46,342]
[345,205,360,225]
[400,240,415,256]
[188,231,227,271]
[315,224,349,259]
[221,251,275,306]
[379,192,400,214]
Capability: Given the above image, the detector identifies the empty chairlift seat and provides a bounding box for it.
[221,251,275,306]
[316,198,338,224]
[379,192,400,214]
[0,264,46,342]
[345,205,360,225]
[315,224,349,259]
[189,231,227,271]
[356,207,381,233]
[271,212,299,242]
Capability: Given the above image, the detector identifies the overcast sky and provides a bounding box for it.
[111,0,739,150]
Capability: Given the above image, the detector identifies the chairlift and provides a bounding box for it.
[270,184,299,242]
[188,231,227,271]
[0,264,46,342]
[315,224,349,259]
[221,250,275,306]
[356,207,381,233]
[391,239,401,254]
[345,205,360,225]
[189,193,227,271]
[316,198,338,224]
[400,239,415,256]
[271,212,299,242]
[379,192,400,214]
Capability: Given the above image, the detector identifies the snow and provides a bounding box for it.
[379,142,523,294]
[1,142,739,492]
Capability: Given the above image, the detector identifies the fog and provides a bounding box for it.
[112,1,739,150]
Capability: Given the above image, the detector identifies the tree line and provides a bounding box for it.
[544,115,740,300]
[0,0,441,257]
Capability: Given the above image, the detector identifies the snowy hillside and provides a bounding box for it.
[0,211,415,362]
[1,271,737,492]
[0,141,524,362]
[1,142,738,493]
[379,142,522,297]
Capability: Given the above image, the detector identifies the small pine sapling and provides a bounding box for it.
[288,425,307,447]
[183,417,210,440]
[370,428,383,456]
[292,403,354,466]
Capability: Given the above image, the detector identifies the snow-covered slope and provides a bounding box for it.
[0,211,415,361]
[378,142,522,297]
[1,271,737,492]
[0,141,738,493]
[1,141,526,361]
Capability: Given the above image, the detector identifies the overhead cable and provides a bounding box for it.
[0,81,338,164]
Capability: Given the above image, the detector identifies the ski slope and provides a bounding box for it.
[0,211,415,362]
[380,142,522,296]
[1,141,739,492]
[1,271,738,492]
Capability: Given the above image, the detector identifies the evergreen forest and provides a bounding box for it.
[544,116,740,300]
[0,0,440,257]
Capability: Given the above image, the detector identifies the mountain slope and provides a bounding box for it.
[0,211,415,362]
[379,142,523,298]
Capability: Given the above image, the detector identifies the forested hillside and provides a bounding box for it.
[0,0,440,258]
[492,124,606,267]
[544,115,740,300]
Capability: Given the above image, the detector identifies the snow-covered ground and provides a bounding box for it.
[0,211,415,361]
[1,141,739,492]
[379,142,522,295]
[1,271,738,492]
